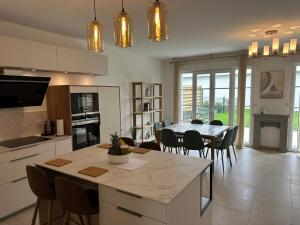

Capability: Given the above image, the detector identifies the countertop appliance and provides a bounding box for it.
[0,75,50,108]
[0,136,50,149]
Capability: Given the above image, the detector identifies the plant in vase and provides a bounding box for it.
[108,132,132,164]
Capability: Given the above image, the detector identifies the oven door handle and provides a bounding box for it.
[72,120,100,127]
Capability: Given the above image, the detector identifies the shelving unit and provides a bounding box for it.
[132,82,163,143]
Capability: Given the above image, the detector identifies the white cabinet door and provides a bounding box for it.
[55,137,72,156]
[57,46,108,75]
[0,35,57,71]
[98,87,121,143]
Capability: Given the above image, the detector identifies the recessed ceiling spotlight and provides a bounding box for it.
[283,31,294,35]
[290,25,300,30]
[64,72,68,74]
[271,24,282,28]
[251,29,261,33]
[248,34,256,37]
[31,69,36,72]
[263,35,271,38]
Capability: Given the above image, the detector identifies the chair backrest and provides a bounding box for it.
[139,142,161,151]
[55,177,97,215]
[119,137,135,147]
[219,128,234,150]
[162,120,172,127]
[210,120,223,126]
[231,125,239,145]
[26,165,55,200]
[191,119,203,124]
[183,130,205,150]
[161,129,178,147]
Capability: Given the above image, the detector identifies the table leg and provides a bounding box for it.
[211,137,215,174]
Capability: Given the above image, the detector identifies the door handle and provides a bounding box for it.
[116,189,142,199]
[116,207,143,218]
[10,153,39,162]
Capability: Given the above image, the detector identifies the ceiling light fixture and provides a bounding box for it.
[248,30,297,59]
[147,0,168,42]
[114,0,133,48]
[87,0,104,52]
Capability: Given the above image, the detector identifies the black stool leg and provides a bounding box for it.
[221,151,224,173]
[48,200,53,225]
[63,210,70,225]
[78,214,85,225]
[227,148,232,167]
[232,145,237,161]
[31,198,40,225]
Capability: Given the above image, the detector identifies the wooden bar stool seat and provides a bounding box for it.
[55,177,99,225]
[26,165,56,225]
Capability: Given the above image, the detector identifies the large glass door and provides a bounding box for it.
[292,66,300,151]
[196,73,211,123]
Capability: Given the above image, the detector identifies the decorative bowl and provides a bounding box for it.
[108,152,132,164]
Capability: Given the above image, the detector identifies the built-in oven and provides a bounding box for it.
[71,93,99,115]
[72,113,100,150]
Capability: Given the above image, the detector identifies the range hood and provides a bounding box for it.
[0,75,50,108]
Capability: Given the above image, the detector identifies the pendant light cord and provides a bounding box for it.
[93,0,97,20]
[122,0,124,11]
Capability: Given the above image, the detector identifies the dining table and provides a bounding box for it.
[156,122,229,173]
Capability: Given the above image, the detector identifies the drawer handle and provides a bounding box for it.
[116,207,143,218]
[12,177,27,183]
[11,144,40,151]
[116,189,142,199]
[10,153,39,162]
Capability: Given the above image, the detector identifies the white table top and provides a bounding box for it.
[36,145,212,205]
[161,122,229,138]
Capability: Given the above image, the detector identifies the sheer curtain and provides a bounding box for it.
[173,61,181,123]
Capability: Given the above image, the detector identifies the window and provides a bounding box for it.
[292,66,300,150]
[180,73,193,121]
[196,74,210,123]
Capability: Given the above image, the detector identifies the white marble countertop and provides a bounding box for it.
[36,146,212,204]
[0,135,71,153]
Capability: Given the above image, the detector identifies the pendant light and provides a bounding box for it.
[114,0,133,48]
[87,0,104,52]
[147,0,168,42]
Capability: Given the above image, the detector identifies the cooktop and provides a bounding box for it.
[0,136,50,148]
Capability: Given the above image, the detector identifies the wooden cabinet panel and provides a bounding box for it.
[101,201,165,225]
[57,46,108,75]
[98,87,121,143]
[55,138,72,156]
[0,36,57,71]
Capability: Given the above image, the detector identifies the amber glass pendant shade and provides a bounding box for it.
[147,0,168,42]
[114,9,133,48]
[87,19,104,52]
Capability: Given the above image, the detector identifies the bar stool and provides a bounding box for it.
[55,177,99,225]
[26,165,56,225]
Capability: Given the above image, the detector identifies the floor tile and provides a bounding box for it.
[212,205,251,225]
[248,214,291,225]
[292,208,300,225]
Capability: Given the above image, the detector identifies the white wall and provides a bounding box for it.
[0,20,163,140]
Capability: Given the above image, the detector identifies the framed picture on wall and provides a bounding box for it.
[260,71,284,98]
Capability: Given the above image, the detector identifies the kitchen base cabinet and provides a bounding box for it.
[0,178,35,220]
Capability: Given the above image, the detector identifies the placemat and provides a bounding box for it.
[130,147,151,154]
[78,166,109,177]
[98,143,112,149]
[45,158,72,167]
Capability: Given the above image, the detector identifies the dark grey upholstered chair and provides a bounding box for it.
[139,141,161,151]
[119,137,135,147]
[161,128,183,154]
[191,119,204,124]
[183,130,205,157]
[162,120,172,127]
[26,165,56,225]
[55,177,99,225]
[231,125,239,161]
[210,120,223,126]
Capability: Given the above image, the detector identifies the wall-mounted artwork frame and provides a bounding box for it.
[260,71,284,99]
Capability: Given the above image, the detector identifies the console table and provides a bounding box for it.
[252,114,289,152]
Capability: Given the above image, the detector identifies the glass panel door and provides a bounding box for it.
[214,72,231,126]
[180,73,193,121]
[196,73,211,123]
[292,66,300,151]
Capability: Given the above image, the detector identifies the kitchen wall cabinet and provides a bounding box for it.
[57,46,108,75]
[98,86,121,143]
[0,36,57,71]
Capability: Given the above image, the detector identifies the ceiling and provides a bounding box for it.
[0,0,300,59]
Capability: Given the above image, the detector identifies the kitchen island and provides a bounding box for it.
[36,145,213,225]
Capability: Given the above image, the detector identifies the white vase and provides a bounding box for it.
[108,153,132,164]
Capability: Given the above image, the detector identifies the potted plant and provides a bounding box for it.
[108,132,132,164]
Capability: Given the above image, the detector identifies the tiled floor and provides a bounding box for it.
[1,147,300,225]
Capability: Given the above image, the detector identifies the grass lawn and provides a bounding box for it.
[215,109,251,127]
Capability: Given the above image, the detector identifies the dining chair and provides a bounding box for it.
[55,177,99,225]
[205,128,234,172]
[139,141,161,151]
[161,128,183,154]
[231,125,239,161]
[183,130,205,157]
[210,120,223,126]
[26,165,56,225]
[191,119,204,124]
[119,137,135,147]
[162,120,172,127]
